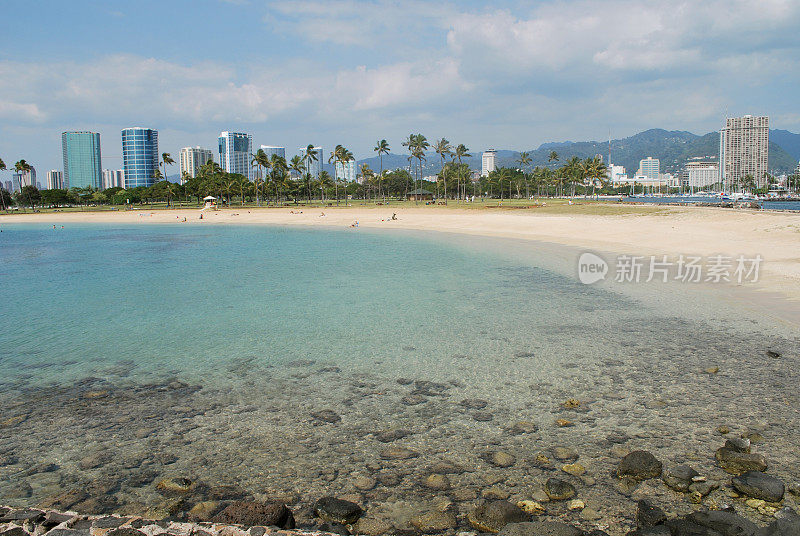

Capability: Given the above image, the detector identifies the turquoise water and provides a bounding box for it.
[1,224,798,531]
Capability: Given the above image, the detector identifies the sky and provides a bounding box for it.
[1,0,800,176]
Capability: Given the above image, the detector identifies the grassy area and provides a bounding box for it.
[3,197,674,217]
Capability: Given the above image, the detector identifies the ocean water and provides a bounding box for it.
[622,196,800,211]
[0,224,798,532]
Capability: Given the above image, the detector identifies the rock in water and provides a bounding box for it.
[467,501,529,533]
[486,451,516,468]
[498,521,583,536]
[156,477,195,496]
[683,510,759,535]
[379,447,418,460]
[617,451,662,480]
[410,511,457,532]
[724,437,751,453]
[310,410,341,423]
[213,501,295,529]
[544,478,576,501]
[715,447,767,474]
[662,464,700,492]
[636,500,666,528]
[313,497,363,525]
[732,471,785,502]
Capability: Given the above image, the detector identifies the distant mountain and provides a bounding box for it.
[770,130,800,161]
[355,128,799,176]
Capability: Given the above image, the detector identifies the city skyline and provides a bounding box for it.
[2,1,799,177]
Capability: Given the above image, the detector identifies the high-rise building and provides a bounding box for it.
[482,150,497,177]
[12,167,36,192]
[122,127,159,188]
[683,159,719,189]
[260,145,286,159]
[2,181,11,193]
[719,115,769,189]
[179,146,213,182]
[46,170,64,190]
[637,157,660,180]
[296,146,322,178]
[219,132,253,180]
[101,169,125,189]
[607,164,628,184]
[335,160,356,183]
[62,131,102,189]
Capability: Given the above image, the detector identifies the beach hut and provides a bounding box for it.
[406,188,433,201]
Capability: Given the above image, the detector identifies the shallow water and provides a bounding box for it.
[0,224,798,533]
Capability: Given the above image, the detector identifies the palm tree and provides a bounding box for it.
[160,153,175,187]
[329,145,353,206]
[360,163,374,199]
[453,144,471,200]
[548,150,559,169]
[270,154,287,205]
[14,160,33,210]
[0,157,6,211]
[434,138,452,202]
[329,145,343,206]
[318,170,333,202]
[586,156,608,198]
[251,148,269,206]
[516,151,532,199]
[289,155,305,204]
[374,139,390,203]
[564,156,581,197]
[303,145,318,203]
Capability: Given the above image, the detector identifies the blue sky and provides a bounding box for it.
[2,0,800,177]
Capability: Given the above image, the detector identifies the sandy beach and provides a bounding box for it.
[3,204,799,302]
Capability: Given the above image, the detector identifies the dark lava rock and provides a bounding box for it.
[662,464,700,492]
[313,497,363,525]
[213,501,295,529]
[396,378,413,385]
[1,509,44,522]
[544,478,576,501]
[508,421,538,435]
[92,517,129,529]
[460,398,488,409]
[732,471,785,502]
[627,528,670,536]
[637,500,666,528]
[248,528,267,536]
[618,451,662,480]
[156,477,195,496]
[473,411,494,422]
[467,501,529,533]
[499,521,582,536]
[45,530,90,536]
[411,380,449,396]
[105,530,146,536]
[0,528,29,536]
[310,410,341,423]
[43,511,75,526]
[759,516,800,536]
[375,429,412,442]
[379,447,418,460]
[715,448,767,475]
[428,461,465,474]
[314,522,350,535]
[685,510,759,536]
[766,350,781,358]
[724,438,751,453]
[689,480,719,498]
[0,453,18,467]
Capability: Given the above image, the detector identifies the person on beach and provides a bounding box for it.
[391,213,397,220]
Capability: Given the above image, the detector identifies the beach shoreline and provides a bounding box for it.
[3,204,799,305]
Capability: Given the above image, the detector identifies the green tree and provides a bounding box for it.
[14,160,33,211]
[289,155,306,204]
[160,152,175,186]
[18,185,41,210]
[434,138,452,201]
[516,151,532,198]
[360,163,375,200]
[373,139,390,202]
[548,151,559,168]
[0,156,7,211]
[318,170,333,202]
[454,144,471,200]
[270,154,288,205]
[303,145,318,203]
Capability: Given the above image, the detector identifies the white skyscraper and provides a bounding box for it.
[218,132,253,180]
[46,170,64,190]
[180,146,214,182]
[719,115,769,189]
[684,160,719,189]
[482,150,497,177]
[260,146,286,159]
[296,146,323,178]
[335,160,356,183]
[101,169,125,189]
[637,157,660,180]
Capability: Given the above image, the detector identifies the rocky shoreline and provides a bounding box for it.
[2,434,799,536]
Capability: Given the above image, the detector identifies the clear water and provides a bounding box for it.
[622,196,800,211]
[1,224,798,532]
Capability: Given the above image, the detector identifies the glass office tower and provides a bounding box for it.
[122,127,159,188]
[62,131,102,189]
